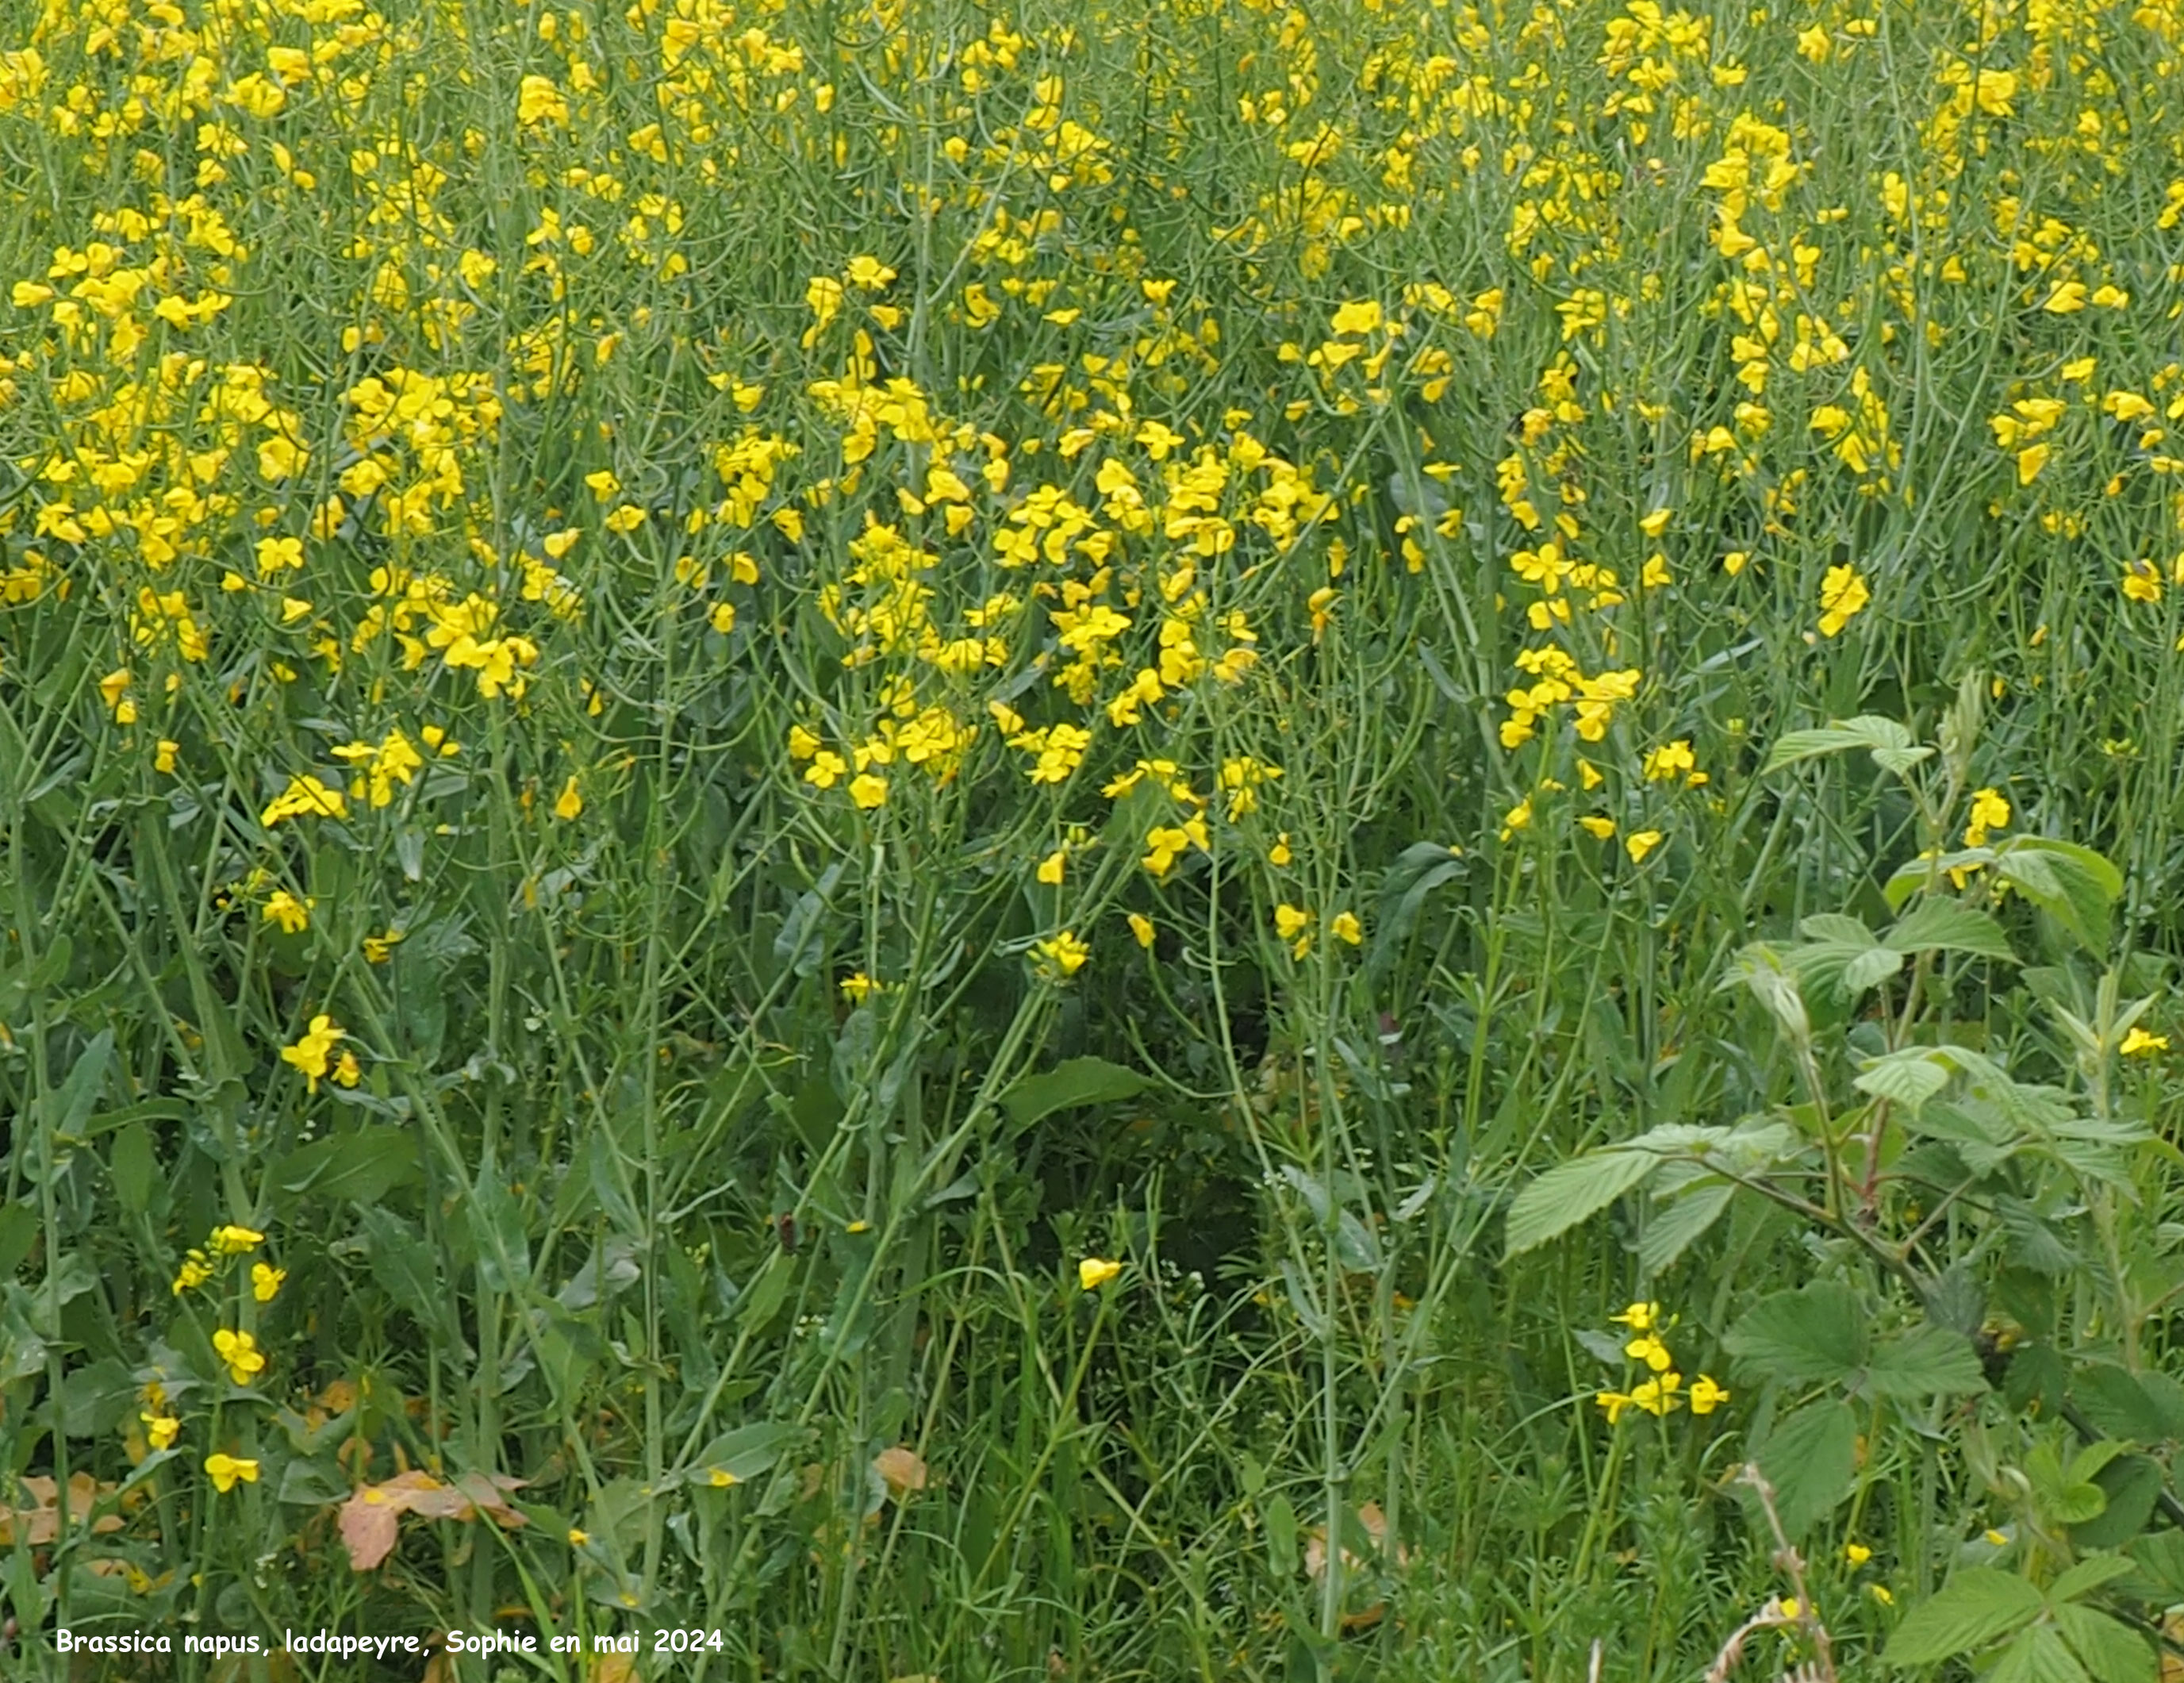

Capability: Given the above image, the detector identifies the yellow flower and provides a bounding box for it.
[251,1262,286,1303]
[1869,1584,1895,1607]
[840,972,876,1004]
[1626,1331,1673,1372]
[848,772,888,809]
[280,1014,345,1093]
[805,750,847,789]
[262,890,311,934]
[204,1452,259,1493]
[363,928,404,963]
[1036,930,1090,978]
[1078,1256,1123,1290]
[1964,786,2010,848]
[1818,564,1870,636]
[516,73,569,127]
[568,1527,591,1546]
[1127,913,1156,949]
[1274,904,1312,940]
[2122,559,2162,604]
[1037,848,1066,885]
[143,1412,180,1451]
[261,774,347,828]
[209,1224,264,1255]
[212,1328,266,1386]
[1330,299,1383,336]
[1269,833,1292,866]
[2121,1028,2169,1057]
[1642,740,1697,783]
[604,502,647,533]
[708,1467,738,1488]
[1330,910,1363,946]
[554,776,583,820]
[1579,815,1617,839]
[1844,1541,1873,1566]
[1630,1371,1682,1416]
[1626,829,1664,863]
[1610,1301,1660,1331]
[1596,1389,1635,1424]
[155,739,180,774]
[171,1251,212,1296]
[1688,1374,1730,1415]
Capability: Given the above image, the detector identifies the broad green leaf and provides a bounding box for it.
[2049,1552,2138,1604]
[1887,899,2019,963]
[686,1422,810,1488]
[1638,1182,1734,1274]
[1722,943,1811,1043]
[1995,838,2121,955]
[1724,1281,1867,1385]
[271,1126,420,1206]
[1986,1624,2092,1683]
[1855,1050,1952,1114]
[2051,1604,2153,1683]
[1503,1148,1656,1259]
[108,1122,154,1215]
[1844,946,1909,993]
[1884,1567,2046,1663]
[1758,1397,1857,1536]
[1762,715,1923,774]
[1861,1323,1986,1399]
[1001,1056,1150,1128]
[1886,847,1997,909]
[2074,1366,2171,1446]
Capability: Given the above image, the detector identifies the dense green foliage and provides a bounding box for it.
[6,0,2184,1677]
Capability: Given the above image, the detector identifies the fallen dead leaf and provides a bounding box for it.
[873,1447,929,1500]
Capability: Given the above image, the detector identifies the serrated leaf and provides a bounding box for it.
[1758,1397,1857,1536]
[1844,947,1909,991]
[2051,1604,2151,1683]
[1855,1049,1952,1116]
[1762,715,1918,774]
[1638,1182,1734,1274]
[1862,1322,1986,1399]
[1725,1281,1867,1385]
[1887,899,2019,963]
[1502,1149,1657,1259]
[1884,1567,2046,1664]
[1986,1623,2093,1683]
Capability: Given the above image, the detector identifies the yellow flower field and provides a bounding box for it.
[6,0,2184,1674]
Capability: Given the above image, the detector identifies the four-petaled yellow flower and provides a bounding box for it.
[209,1225,264,1255]
[171,1251,213,1296]
[252,1262,286,1303]
[1128,913,1156,948]
[1688,1374,1729,1415]
[262,890,311,934]
[1626,829,1664,863]
[1625,1331,1673,1372]
[213,1328,267,1386]
[280,1015,346,1093]
[205,1452,260,1493]
[1964,787,2010,848]
[1078,1256,1123,1290]
[1036,930,1090,978]
[1610,1301,1660,1331]
[1817,563,1871,636]
[1330,911,1363,946]
[554,776,583,820]
[1844,1541,1873,1566]
[2121,1028,2169,1057]
[143,1412,181,1451]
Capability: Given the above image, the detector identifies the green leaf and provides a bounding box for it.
[1001,1057,1151,1129]
[1863,1323,1987,1399]
[1724,1281,1868,1385]
[685,1422,810,1488]
[1887,899,2019,963]
[1502,1148,1657,1259]
[1986,1624,2093,1683]
[1758,1397,1857,1536]
[2051,1605,2152,1683]
[1884,1567,2046,1664]
[0,1204,36,1278]
[1855,1050,1952,1115]
[108,1122,155,1214]
[1994,839,2122,955]
[355,1207,455,1347]
[1762,715,1925,774]
[1637,1182,1734,1274]
[2070,1458,2164,1553]
[2075,1366,2171,1446]
[2049,1554,2137,1604]
[271,1126,420,1206]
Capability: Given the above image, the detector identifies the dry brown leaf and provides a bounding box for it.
[0,1473,125,1546]
[1300,1501,1409,1632]
[873,1447,929,1500]
[340,1470,531,1569]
